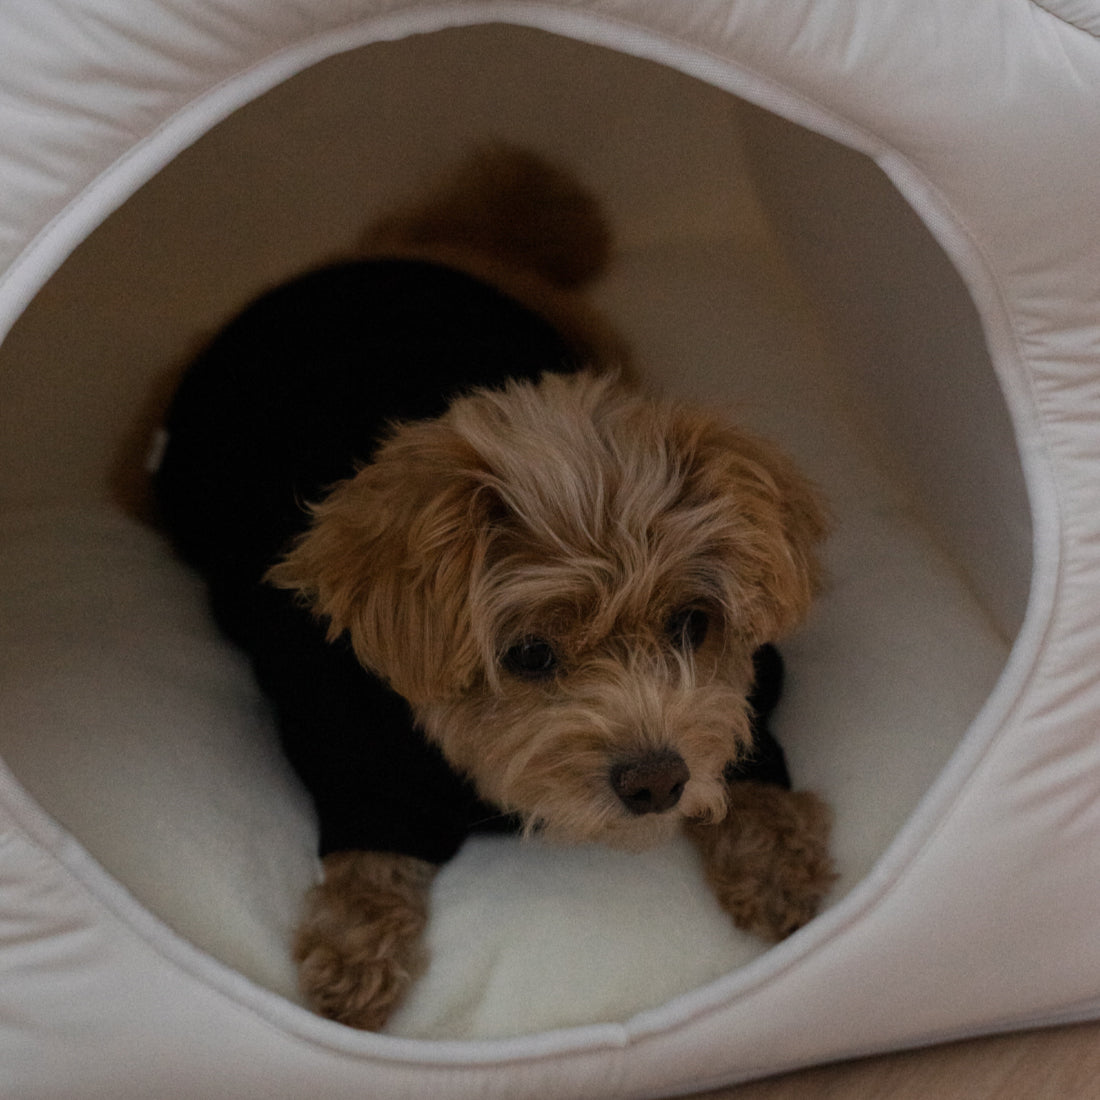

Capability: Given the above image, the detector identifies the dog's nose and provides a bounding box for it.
[610,751,689,815]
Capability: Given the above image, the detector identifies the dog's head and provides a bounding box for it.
[268,371,827,848]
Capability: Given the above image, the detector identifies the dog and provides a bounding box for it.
[151,146,835,1031]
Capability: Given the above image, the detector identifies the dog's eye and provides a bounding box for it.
[667,606,710,651]
[501,637,560,680]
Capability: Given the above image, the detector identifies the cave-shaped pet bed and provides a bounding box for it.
[2,2,1099,1097]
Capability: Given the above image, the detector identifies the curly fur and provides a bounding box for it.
[295,852,436,1030]
[686,782,837,941]
[269,371,826,847]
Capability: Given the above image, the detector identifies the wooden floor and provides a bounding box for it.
[683,1020,1100,1099]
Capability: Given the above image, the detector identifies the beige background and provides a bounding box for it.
[692,1022,1100,1099]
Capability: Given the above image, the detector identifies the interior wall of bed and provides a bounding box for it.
[737,103,1031,640]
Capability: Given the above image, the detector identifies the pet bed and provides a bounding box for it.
[1,3,1098,1097]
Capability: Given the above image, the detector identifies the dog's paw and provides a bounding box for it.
[294,850,436,1030]
[686,781,836,941]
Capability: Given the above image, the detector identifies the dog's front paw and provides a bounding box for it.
[294,850,436,1030]
[686,781,836,941]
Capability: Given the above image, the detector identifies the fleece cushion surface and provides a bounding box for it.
[0,487,1004,1038]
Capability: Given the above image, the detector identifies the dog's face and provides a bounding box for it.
[269,372,826,848]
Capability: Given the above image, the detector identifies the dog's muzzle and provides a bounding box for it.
[609,750,689,815]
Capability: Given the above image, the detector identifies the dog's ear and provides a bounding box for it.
[676,413,829,646]
[267,420,494,702]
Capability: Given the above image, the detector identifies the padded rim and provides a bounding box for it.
[2,0,1100,1092]
[1032,0,1100,34]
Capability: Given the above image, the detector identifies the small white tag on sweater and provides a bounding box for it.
[144,427,170,474]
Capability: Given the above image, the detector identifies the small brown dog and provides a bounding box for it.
[153,147,834,1031]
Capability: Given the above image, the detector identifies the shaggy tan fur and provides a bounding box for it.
[264,147,835,1030]
[271,371,827,846]
[294,851,436,1030]
[362,144,631,372]
[686,782,836,941]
